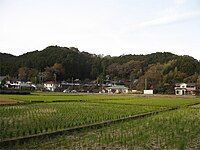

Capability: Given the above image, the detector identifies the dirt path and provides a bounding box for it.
[0,98,18,104]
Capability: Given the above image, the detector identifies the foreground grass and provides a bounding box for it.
[6,104,200,150]
[1,93,199,149]
[0,102,166,141]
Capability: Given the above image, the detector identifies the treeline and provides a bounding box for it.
[1,46,200,93]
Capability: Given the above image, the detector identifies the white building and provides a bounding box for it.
[143,90,153,94]
[174,83,196,95]
[106,85,128,94]
[44,81,61,91]
[5,80,35,89]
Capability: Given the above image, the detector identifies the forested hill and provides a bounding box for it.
[1,46,200,93]
[0,53,16,60]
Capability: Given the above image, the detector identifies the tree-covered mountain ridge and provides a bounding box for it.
[1,46,200,93]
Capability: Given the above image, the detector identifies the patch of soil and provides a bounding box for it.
[0,98,19,104]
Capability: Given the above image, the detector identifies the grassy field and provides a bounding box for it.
[0,102,165,141]
[0,92,199,104]
[0,92,135,102]
[0,93,200,149]
[10,104,199,150]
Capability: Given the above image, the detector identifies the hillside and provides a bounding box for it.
[0,46,200,93]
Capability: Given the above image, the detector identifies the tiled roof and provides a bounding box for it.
[44,81,60,84]
[175,83,196,86]
[107,85,128,89]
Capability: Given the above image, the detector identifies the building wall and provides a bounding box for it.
[175,89,186,95]
[144,90,153,94]
[44,83,59,91]
[175,83,196,95]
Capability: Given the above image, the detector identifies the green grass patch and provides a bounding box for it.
[7,104,199,150]
[1,93,199,149]
[0,93,134,102]
[1,93,199,105]
[0,102,166,141]
[96,97,200,107]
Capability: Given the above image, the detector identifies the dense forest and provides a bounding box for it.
[0,46,200,93]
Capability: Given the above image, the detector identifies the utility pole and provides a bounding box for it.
[35,76,37,85]
[130,75,132,90]
[145,78,147,90]
[54,73,57,82]
[39,72,44,84]
[72,77,74,90]
[101,78,103,92]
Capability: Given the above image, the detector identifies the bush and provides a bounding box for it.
[0,90,31,95]
[194,89,200,96]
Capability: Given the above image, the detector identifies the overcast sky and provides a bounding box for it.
[0,0,200,60]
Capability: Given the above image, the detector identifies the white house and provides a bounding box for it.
[174,83,196,95]
[106,85,128,94]
[5,80,22,89]
[44,81,61,91]
[5,80,36,89]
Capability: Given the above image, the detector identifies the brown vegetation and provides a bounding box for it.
[0,98,18,104]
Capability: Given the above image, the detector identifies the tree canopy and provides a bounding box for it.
[1,46,199,93]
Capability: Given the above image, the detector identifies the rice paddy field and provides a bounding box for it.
[0,92,200,149]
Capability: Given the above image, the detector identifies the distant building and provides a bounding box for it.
[106,85,128,94]
[143,90,153,94]
[44,81,61,91]
[4,80,35,89]
[5,80,22,89]
[174,83,196,95]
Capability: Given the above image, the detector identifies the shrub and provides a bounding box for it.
[0,90,30,95]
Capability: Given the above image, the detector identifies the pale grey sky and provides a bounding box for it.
[0,0,200,60]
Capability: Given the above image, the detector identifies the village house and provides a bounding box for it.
[174,83,196,95]
[4,80,36,89]
[5,80,23,89]
[44,81,61,92]
[106,85,129,94]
